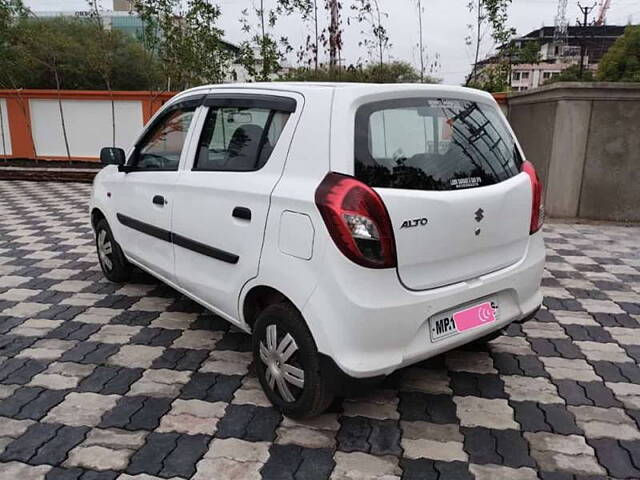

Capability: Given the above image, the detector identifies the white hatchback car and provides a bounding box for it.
[91,83,545,417]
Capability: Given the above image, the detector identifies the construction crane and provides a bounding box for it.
[554,0,569,53]
[594,0,612,25]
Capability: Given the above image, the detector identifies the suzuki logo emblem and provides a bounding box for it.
[475,208,484,222]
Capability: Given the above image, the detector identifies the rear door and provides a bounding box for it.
[354,97,532,290]
[171,92,299,320]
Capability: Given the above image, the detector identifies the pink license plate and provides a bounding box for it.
[453,301,496,332]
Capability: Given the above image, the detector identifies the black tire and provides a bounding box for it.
[95,218,132,283]
[252,303,333,418]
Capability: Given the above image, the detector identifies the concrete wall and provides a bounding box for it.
[0,99,11,155]
[30,99,142,158]
[507,82,640,222]
[0,89,174,161]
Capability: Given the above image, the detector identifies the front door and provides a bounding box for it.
[112,104,198,281]
[171,93,299,321]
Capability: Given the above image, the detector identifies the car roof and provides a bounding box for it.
[174,82,495,104]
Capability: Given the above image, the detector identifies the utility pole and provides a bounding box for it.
[577,2,596,79]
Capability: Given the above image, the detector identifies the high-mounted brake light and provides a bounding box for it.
[521,161,544,234]
[315,173,397,268]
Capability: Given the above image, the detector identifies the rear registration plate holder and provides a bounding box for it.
[429,299,499,342]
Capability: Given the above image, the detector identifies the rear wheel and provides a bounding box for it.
[252,303,333,418]
[95,218,131,283]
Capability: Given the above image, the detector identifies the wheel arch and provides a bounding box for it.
[242,285,302,332]
[91,207,107,231]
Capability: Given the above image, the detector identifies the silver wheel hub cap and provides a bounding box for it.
[259,324,304,403]
[97,229,113,271]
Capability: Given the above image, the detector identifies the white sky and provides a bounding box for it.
[24,0,640,85]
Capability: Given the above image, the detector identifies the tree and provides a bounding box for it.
[132,0,232,88]
[466,0,515,87]
[511,40,541,65]
[466,0,486,86]
[413,0,440,83]
[0,17,162,90]
[327,0,342,69]
[545,64,594,84]
[6,18,89,160]
[351,0,389,67]
[238,1,301,81]
[468,62,511,92]
[0,0,30,157]
[0,0,28,62]
[86,0,117,147]
[282,61,439,83]
[291,0,320,70]
[597,25,640,82]
[292,0,343,71]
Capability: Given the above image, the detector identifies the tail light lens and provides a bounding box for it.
[521,161,544,234]
[315,173,397,268]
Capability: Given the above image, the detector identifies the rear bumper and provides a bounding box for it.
[319,305,540,391]
[302,231,545,379]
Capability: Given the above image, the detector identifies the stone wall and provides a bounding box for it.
[506,82,640,222]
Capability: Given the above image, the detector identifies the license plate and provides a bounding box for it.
[429,300,498,342]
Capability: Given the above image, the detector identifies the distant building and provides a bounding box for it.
[476,25,628,91]
[112,0,132,12]
[36,9,148,40]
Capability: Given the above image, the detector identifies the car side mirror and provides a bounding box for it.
[100,147,126,166]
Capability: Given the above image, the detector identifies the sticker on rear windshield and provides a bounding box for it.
[427,99,464,109]
[450,177,481,188]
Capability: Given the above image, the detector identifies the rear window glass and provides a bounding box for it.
[354,98,522,191]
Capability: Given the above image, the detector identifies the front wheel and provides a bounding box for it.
[252,303,333,418]
[95,218,131,283]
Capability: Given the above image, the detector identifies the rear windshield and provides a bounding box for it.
[354,98,522,191]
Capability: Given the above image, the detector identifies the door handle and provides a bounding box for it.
[152,195,166,206]
[232,206,251,221]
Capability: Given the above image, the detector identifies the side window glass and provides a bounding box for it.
[194,106,289,172]
[132,108,195,171]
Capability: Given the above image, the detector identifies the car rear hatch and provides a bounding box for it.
[354,97,533,290]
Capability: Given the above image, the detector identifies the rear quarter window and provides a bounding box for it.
[354,98,522,191]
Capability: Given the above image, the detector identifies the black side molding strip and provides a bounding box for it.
[117,213,239,264]
[172,233,239,265]
[117,213,171,243]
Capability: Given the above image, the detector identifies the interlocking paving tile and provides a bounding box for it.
[99,396,172,431]
[193,437,269,480]
[65,428,147,471]
[179,372,242,403]
[77,366,144,395]
[151,348,209,372]
[398,392,458,423]
[261,444,335,480]
[215,404,282,442]
[0,386,69,420]
[1,181,640,478]
[336,416,402,456]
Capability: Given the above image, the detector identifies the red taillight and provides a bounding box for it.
[315,173,397,268]
[521,161,544,234]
